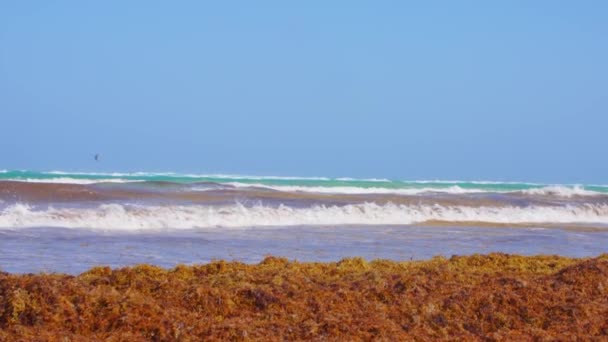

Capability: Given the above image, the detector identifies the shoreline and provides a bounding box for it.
[3,225,608,275]
[2,253,607,339]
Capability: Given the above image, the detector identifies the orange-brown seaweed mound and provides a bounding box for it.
[1,253,607,340]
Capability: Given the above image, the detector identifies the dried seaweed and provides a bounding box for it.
[1,253,607,340]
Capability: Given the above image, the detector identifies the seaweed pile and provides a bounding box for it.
[1,254,607,340]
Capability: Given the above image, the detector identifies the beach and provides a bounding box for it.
[1,171,608,339]
[3,1,606,338]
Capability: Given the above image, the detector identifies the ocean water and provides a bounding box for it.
[1,170,608,273]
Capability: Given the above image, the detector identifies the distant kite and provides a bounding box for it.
[94,154,100,161]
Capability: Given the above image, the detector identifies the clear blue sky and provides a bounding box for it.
[1,2,607,182]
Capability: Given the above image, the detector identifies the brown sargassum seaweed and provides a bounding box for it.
[1,253,607,340]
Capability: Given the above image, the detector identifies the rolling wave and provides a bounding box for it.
[220,183,487,195]
[1,202,607,230]
[1,179,607,198]
[3,178,143,184]
[44,171,335,181]
[519,185,602,198]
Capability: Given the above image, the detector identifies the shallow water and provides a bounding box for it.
[2,225,607,274]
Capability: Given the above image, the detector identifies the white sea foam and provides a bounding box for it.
[220,182,606,197]
[3,171,607,197]
[520,185,602,198]
[45,171,333,181]
[1,202,607,230]
[222,182,486,195]
[6,178,605,198]
[335,177,391,182]
[4,178,142,184]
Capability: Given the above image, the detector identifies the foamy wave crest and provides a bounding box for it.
[5,178,142,184]
[1,203,607,230]
[521,185,602,198]
[335,177,391,182]
[223,183,485,195]
[49,171,334,181]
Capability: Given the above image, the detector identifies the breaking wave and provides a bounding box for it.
[1,170,607,198]
[3,178,142,184]
[1,202,607,230]
[220,183,486,195]
[519,185,602,198]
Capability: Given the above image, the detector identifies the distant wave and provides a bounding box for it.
[1,179,607,198]
[45,171,335,181]
[1,170,607,198]
[1,202,607,230]
[3,178,143,184]
[220,183,487,195]
[519,185,602,198]
[335,177,391,182]
[224,183,606,197]
[0,170,533,184]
